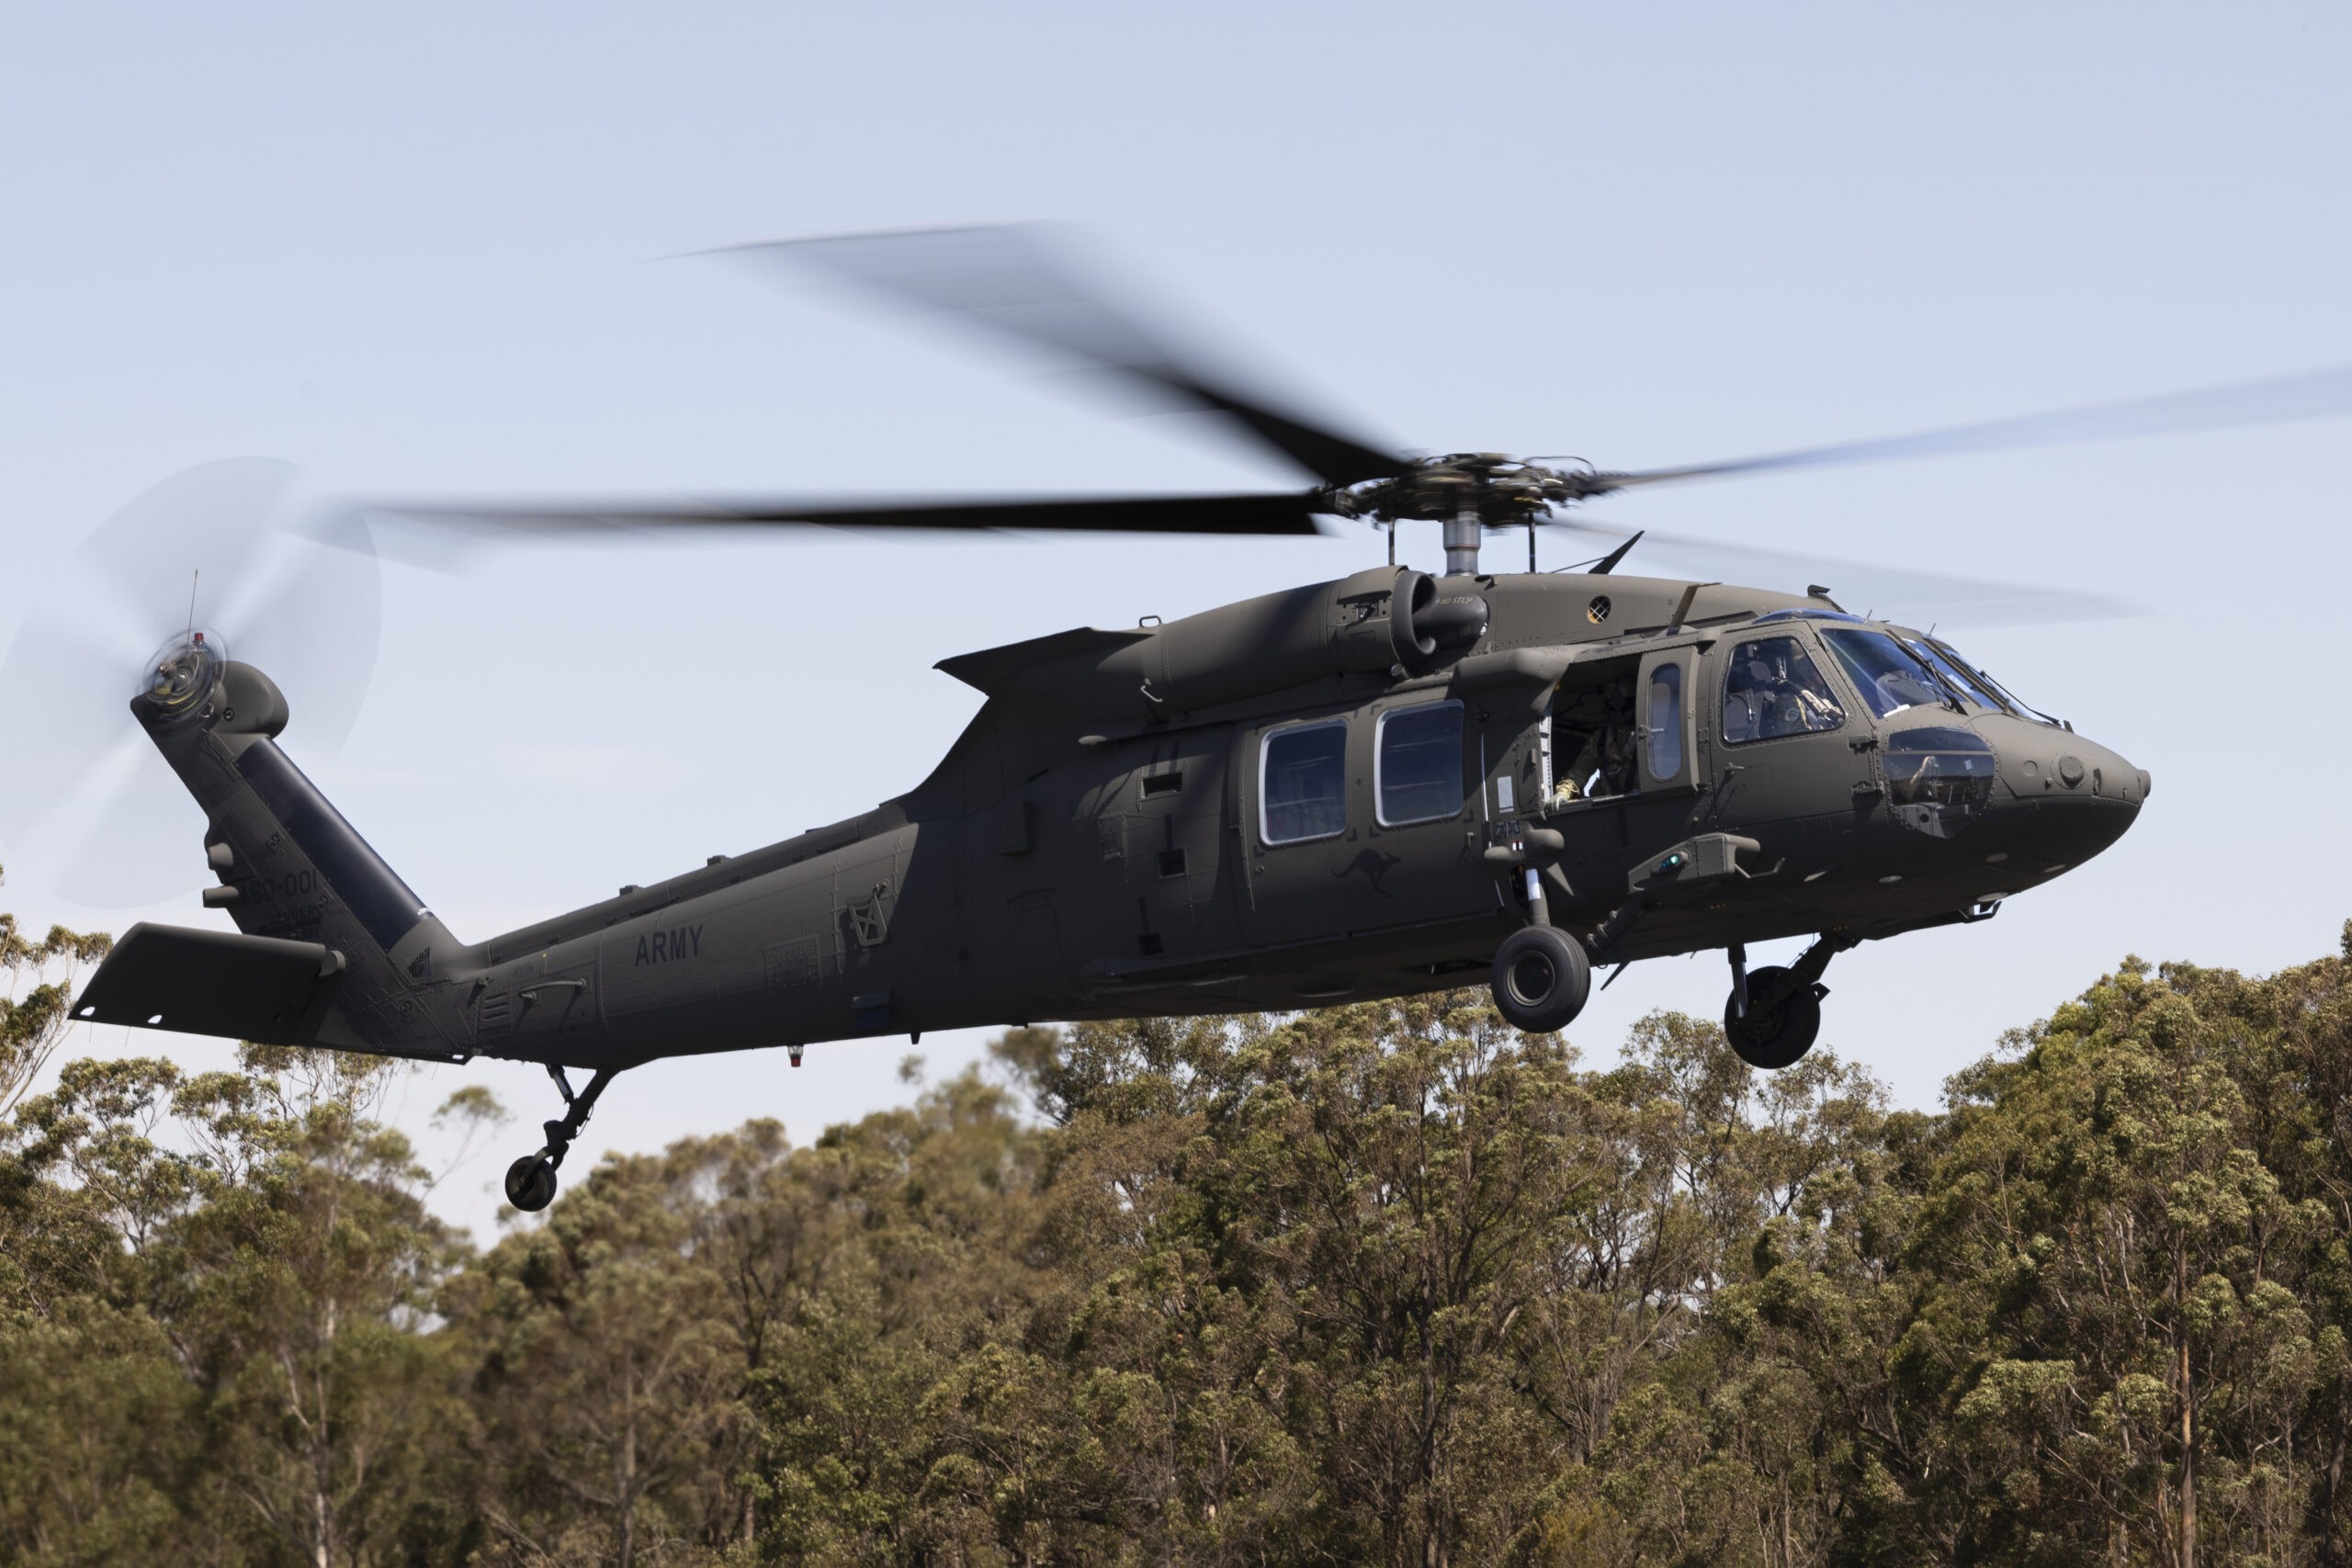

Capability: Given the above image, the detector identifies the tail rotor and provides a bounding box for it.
[0,459,383,908]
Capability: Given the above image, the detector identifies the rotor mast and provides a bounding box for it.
[1444,505,1482,576]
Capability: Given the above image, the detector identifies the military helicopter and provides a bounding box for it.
[44,224,2352,1212]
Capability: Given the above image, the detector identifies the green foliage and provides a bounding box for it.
[0,866,111,1118]
[6,911,2352,1564]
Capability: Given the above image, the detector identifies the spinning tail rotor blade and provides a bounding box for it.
[1544,515,2138,628]
[226,503,382,757]
[0,460,382,908]
[1600,362,2352,491]
[708,222,1412,488]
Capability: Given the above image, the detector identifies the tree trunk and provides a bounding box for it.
[2178,1333,2196,1568]
[311,1302,338,1568]
[2322,1372,2346,1568]
[616,1376,639,1568]
[616,1426,637,1568]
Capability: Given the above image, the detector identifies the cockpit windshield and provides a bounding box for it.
[1898,637,2008,713]
[1924,639,2051,723]
[1818,628,1951,720]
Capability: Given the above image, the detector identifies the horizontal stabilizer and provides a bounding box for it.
[74,923,347,1046]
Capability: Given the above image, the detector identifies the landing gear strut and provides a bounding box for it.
[503,1063,619,1213]
[1723,934,1854,1070]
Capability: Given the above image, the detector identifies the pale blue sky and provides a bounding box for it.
[6,2,2347,1236]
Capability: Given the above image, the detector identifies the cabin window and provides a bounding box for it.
[1646,664,1684,779]
[1820,629,1947,720]
[1261,720,1348,844]
[1723,636,1847,743]
[1375,701,1464,826]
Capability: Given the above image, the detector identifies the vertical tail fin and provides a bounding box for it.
[115,645,465,1056]
[225,738,436,956]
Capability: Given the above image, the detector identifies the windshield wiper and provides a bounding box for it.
[1969,662,2068,729]
[1898,640,1969,714]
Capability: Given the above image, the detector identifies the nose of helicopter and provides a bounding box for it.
[1982,721,2147,881]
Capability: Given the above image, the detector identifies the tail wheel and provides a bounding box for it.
[1724,965,1823,1070]
[1490,925,1592,1032]
[504,1155,559,1213]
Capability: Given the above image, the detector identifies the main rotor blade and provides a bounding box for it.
[707,222,1412,489]
[1600,362,2352,491]
[1541,515,2138,629]
[351,490,1328,568]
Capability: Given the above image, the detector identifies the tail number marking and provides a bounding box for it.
[252,868,318,901]
[635,924,705,966]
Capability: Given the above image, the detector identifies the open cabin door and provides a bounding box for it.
[1547,650,1643,807]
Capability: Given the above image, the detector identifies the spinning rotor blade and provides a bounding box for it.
[1601,362,2352,491]
[709,222,1411,488]
[351,489,1326,568]
[0,460,382,908]
[1543,515,2136,629]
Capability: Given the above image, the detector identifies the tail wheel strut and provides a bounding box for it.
[503,1063,619,1213]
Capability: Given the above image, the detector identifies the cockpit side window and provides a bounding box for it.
[1722,636,1846,744]
[1819,628,1947,720]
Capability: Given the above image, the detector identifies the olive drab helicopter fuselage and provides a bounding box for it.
[77,558,2145,1205]
[61,220,2252,1213]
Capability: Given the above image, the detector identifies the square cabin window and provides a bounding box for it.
[1376,701,1464,826]
[1261,720,1349,844]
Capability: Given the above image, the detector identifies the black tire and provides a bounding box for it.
[1490,925,1592,1032]
[1724,966,1822,1070]
[504,1155,559,1213]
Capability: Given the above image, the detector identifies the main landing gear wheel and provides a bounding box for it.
[1724,965,1823,1070]
[1491,925,1591,1032]
[504,1155,559,1213]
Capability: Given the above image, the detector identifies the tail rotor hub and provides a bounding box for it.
[138,629,226,720]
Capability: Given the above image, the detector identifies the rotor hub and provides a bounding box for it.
[1326,455,1622,573]
[1324,454,1588,528]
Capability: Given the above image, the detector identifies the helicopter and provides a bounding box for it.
[48,222,2352,1213]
